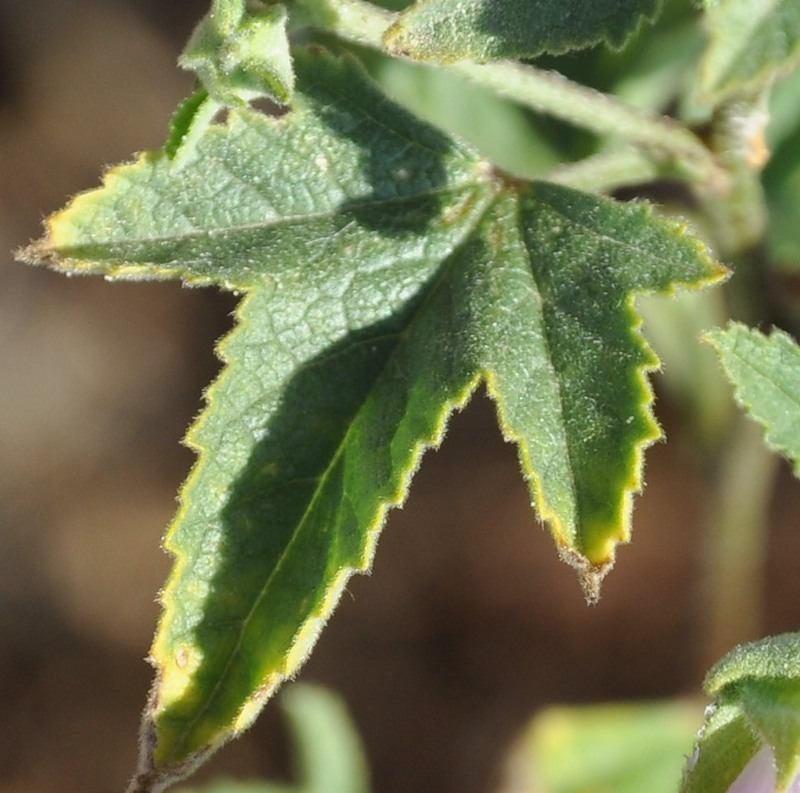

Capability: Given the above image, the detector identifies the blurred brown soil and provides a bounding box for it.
[0,3,799,793]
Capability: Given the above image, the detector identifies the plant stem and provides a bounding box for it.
[298,0,723,186]
[693,87,776,670]
[452,61,720,184]
[698,87,771,257]
[698,412,780,670]
[546,147,665,192]
[297,0,395,48]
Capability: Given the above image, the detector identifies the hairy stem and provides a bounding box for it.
[451,61,720,184]
[693,87,776,671]
[546,147,665,192]
[298,0,723,187]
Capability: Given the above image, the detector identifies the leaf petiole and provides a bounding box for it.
[546,147,665,193]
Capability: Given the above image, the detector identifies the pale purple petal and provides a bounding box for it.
[727,748,775,793]
[727,747,800,793]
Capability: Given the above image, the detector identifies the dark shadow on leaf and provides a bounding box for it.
[155,246,467,761]
[296,48,458,235]
[152,53,488,755]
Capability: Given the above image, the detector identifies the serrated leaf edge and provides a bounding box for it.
[384,0,664,63]
[705,322,800,475]
[144,285,486,776]
[143,180,497,772]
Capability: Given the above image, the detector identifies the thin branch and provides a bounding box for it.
[546,147,665,193]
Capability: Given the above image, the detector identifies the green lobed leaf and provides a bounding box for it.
[683,634,800,793]
[698,0,800,104]
[498,700,702,793]
[20,48,724,786]
[706,323,800,475]
[384,0,663,63]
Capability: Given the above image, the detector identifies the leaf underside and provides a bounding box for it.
[706,323,800,475]
[384,0,663,63]
[20,48,723,783]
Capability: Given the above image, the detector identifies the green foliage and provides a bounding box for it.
[706,324,800,475]
[384,0,663,63]
[180,1,294,106]
[22,48,723,779]
[699,0,800,103]
[179,4,294,105]
[15,0,800,791]
[681,702,761,793]
[499,701,702,793]
[683,634,800,793]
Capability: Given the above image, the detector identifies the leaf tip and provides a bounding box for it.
[557,545,614,604]
[125,678,215,793]
[15,228,94,278]
[15,238,56,269]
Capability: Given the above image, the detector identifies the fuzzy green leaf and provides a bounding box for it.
[20,49,724,787]
[681,701,760,793]
[699,0,800,103]
[706,323,800,475]
[384,0,663,63]
[683,634,800,793]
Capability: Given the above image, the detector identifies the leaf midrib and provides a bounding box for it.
[57,183,483,254]
[521,204,579,526]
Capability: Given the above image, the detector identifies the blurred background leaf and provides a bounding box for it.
[496,701,702,793]
[175,685,370,793]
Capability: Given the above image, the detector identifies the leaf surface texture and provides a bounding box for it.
[385,0,663,63]
[22,49,723,779]
[707,323,800,475]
